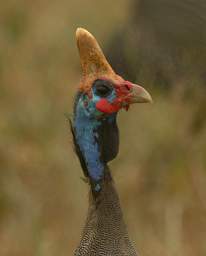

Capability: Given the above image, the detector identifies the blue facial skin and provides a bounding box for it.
[74,87,117,192]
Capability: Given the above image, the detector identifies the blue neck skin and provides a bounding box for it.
[74,94,116,191]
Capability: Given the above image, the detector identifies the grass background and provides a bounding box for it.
[0,0,206,255]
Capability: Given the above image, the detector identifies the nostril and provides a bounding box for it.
[125,84,130,91]
[124,81,132,91]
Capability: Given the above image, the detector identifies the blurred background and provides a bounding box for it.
[0,0,206,255]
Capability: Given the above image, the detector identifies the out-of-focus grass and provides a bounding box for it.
[0,1,206,256]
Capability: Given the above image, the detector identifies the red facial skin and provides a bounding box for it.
[96,98,121,113]
[96,80,133,114]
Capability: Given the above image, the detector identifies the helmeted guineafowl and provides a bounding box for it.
[70,28,152,256]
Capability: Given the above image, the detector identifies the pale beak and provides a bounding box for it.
[128,83,153,104]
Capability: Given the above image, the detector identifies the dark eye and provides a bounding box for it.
[93,79,113,97]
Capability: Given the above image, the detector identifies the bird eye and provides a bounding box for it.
[93,79,113,97]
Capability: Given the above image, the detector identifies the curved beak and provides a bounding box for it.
[127,83,153,104]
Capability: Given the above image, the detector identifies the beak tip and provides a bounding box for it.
[130,84,153,104]
[145,93,153,104]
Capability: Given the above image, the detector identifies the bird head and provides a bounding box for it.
[72,28,152,192]
[75,28,152,119]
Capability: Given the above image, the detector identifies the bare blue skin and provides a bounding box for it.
[73,86,117,191]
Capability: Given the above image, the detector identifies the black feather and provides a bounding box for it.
[97,117,119,163]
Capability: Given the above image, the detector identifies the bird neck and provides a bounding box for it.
[87,170,129,236]
[74,169,137,255]
[73,96,136,255]
[73,96,119,191]
[74,110,106,191]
